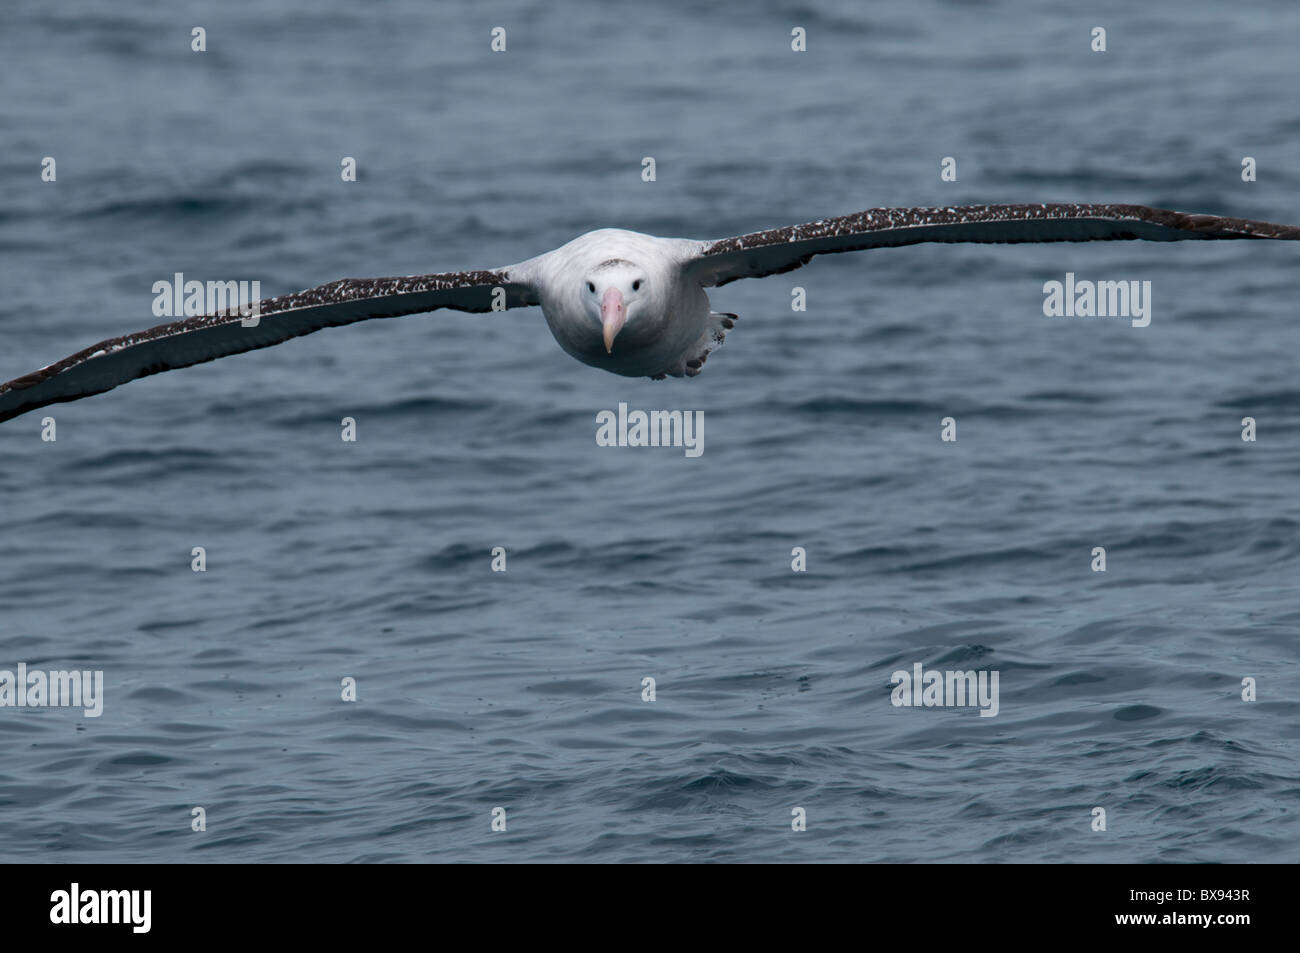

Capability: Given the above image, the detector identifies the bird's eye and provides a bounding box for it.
[587,282,596,293]
[632,280,642,291]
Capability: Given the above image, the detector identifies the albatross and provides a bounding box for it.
[2,203,1298,423]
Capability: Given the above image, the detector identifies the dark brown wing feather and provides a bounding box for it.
[690,203,1300,287]
[0,271,537,423]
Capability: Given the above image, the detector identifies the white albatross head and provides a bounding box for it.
[582,258,649,353]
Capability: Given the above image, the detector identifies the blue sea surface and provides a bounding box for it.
[1,0,1298,862]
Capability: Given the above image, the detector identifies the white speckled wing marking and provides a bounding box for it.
[688,203,1300,287]
[0,271,539,423]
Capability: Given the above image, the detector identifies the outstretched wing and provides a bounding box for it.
[688,203,1300,287]
[0,270,537,423]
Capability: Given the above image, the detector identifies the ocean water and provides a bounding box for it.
[1,0,1298,863]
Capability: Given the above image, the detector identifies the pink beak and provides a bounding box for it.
[601,287,626,353]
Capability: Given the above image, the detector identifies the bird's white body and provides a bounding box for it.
[505,229,719,378]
